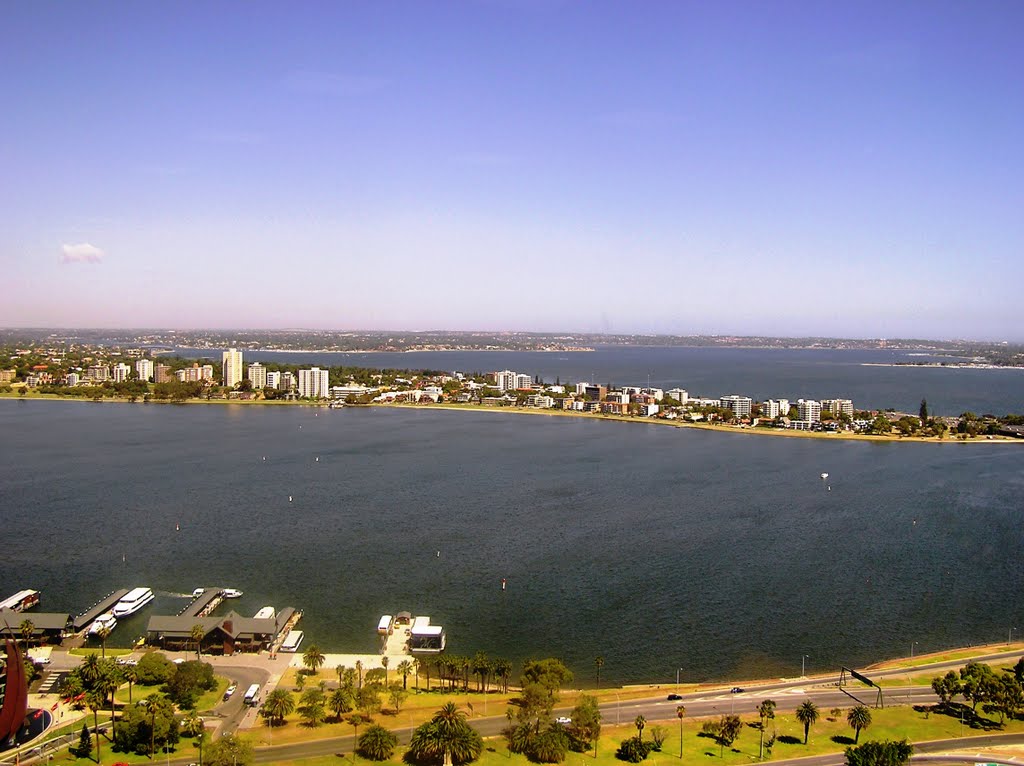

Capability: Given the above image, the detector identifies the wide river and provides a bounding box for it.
[2,348,1024,686]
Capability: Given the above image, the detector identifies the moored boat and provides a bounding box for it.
[113,587,154,618]
[222,588,243,599]
[88,613,117,635]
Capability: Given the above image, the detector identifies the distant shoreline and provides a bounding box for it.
[3,393,1020,444]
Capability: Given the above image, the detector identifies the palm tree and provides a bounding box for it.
[757,700,776,759]
[676,705,686,759]
[347,713,368,745]
[359,723,399,761]
[190,624,205,660]
[124,666,138,704]
[398,659,414,690]
[336,664,348,684]
[181,711,204,738]
[303,644,326,675]
[80,653,102,687]
[595,656,604,689]
[847,705,872,744]
[635,714,646,741]
[96,624,112,659]
[86,690,105,763]
[356,659,364,688]
[262,688,296,727]
[796,700,819,745]
[329,687,354,721]
[408,702,483,766]
[19,619,34,649]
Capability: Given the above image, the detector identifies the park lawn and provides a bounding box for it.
[253,702,1024,766]
[195,675,233,714]
[867,644,1024,671]
[69,647,133,657]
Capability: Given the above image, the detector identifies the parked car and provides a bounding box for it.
[224,683,238,701]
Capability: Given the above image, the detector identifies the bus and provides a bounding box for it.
[243,683,261,707]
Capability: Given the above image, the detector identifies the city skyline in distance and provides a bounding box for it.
[2,2,1023,341]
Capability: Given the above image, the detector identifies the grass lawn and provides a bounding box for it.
[867,644,1024,671]
[69,647,133,657]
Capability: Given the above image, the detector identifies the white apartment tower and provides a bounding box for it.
[298,367,330,399]
[222,347,244,388]
[136,359,154,382]
[266,371,281,390]
[821,398,854,417]
[248,363,267,390]
[719,395,753,417]
[762,400,781,419]
[798,399,822,423]
[112,363,131,383]
[494,370,517,392]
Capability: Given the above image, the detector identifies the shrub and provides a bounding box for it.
[616,736,654,763]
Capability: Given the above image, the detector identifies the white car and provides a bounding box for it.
[555,717,571,725]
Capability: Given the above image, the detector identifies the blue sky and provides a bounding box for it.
[2,1,1022,339]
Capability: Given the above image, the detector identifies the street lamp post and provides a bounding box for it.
[911,641,918,658]
[801,655,809,677]
[1010,627,1016,644]
[676,667,683,693]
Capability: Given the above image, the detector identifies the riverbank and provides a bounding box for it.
[3,392,1019,443]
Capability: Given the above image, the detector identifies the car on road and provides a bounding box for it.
[555,717,571,725]
[115,657,137,666]
[730,687,744,693]
[224,684,238,701]
[33,657,51,665]
[667,693,682,701]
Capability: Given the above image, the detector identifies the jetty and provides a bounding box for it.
[72,588,130,632]
[178,588,224,618]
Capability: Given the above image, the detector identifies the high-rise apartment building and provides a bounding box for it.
[222,347,244,388]
[266,371,281,390]
[298,367,330,399]
[154,364,173,384]
[719,395,753,417]
[136,359,154,382]
[798,399,822,422]
[821,398,854,417]
[248,363,267,390]
[112,363,131,383]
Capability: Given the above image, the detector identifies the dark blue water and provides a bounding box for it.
[175,346,1024,416]
[3,397,1023,686]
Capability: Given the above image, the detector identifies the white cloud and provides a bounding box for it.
[60,243,104,264]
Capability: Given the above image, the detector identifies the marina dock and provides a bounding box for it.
[178,588,224,618]
[72,588,130,632]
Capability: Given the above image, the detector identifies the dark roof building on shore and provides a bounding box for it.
[1,610,71,643]
[147,608,295,655]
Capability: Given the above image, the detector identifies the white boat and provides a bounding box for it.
[89,613,117,635]
[113,587,154,618]
[280,629,304,652]
[191,587,205,598]
[820,472,829,480]
[222,588,243,599]
[253,606,276,620]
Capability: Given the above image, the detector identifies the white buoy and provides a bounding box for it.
[315,457,319,462]
[289,496,293,502]
[436,551,440,558]
[175,522,180,531]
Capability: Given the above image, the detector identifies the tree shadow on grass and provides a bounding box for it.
[777,735,802,745]
[831,735,855,745]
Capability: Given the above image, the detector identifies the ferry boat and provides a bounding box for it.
[280,629,304,652]
[409,615,446,654]
[0,589,40,612]
[222,588,243,599]
[253,606,276,620]
[191,587,206,598]
[88,612,117,635]
[113,587,154,618]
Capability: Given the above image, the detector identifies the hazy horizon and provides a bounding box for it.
[3,2,1023,339]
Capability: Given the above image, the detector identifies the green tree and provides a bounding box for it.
[531,724,570,763]
[190,624,205,660]
[123,666,139,704]
[844,739,913,766]
[96,624,112,658]
[204,733,254,766]
[634,715,646,741]
[398,659,414,690]
[298,687,326,727]
[359,723,400,761]
[347,713,368,746]
[615,736,653,763]
[303,644,326,675]
[796,701,819,744]
[262,688,295,726]
[388,683,409,713]
[408,702,484,766]
[961,662,998,711]
[74,724,93,759]
[567,694,601,753]
[758,699,776,759]
[919,399,928,424]
[136,651,175,685]
[329,687,355,720]
[19,619,34,648]
[86,690,106,762]
[357,685,383,715]
[871,415,892,435]
[847,705,872,743]
[676,705,686,759]
[163,660,217,709]
[382,655,390,685]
